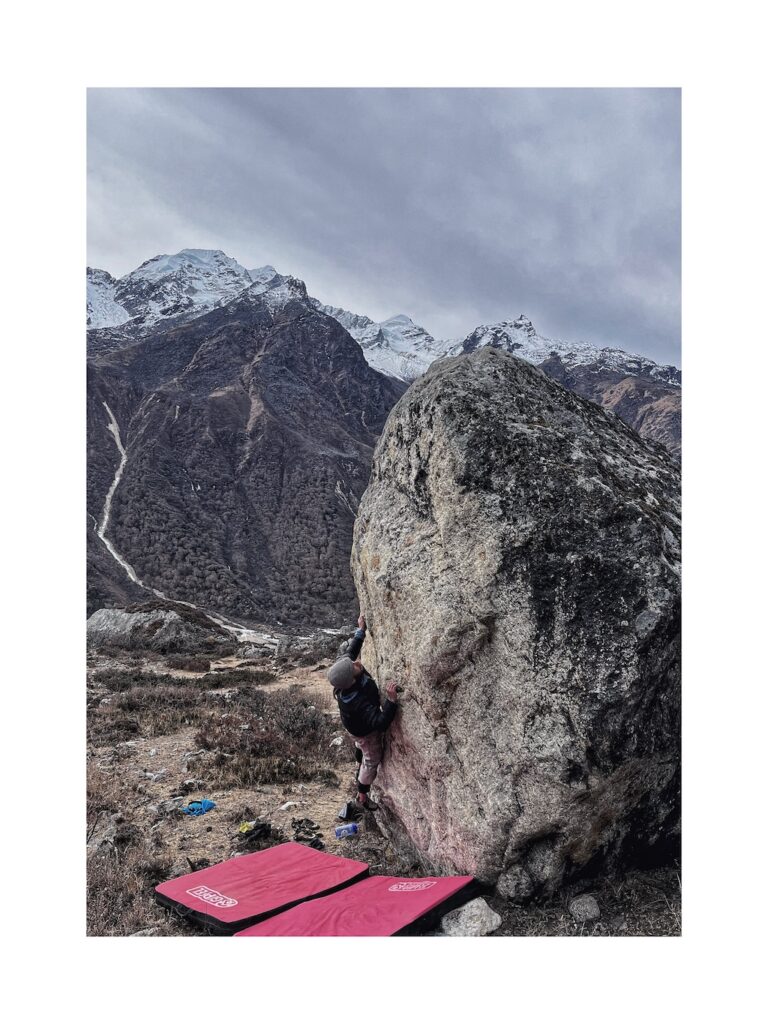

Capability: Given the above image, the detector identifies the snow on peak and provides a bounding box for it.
[239,271,311,314]
[87,267,131,329]
[460,317,680,386]
[381,314,415,328]
[313,302,451,382]
[104,249,254,329]
[248,265,279,285]
[87,248,679,390]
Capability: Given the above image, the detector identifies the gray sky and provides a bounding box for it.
[88,88,680,365]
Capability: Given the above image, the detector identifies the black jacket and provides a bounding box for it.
[333,627,398,738]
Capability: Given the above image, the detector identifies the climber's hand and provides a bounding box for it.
[358,613,366,631]
[385,681,398,702]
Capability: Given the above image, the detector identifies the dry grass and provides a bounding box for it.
[87,668,279,745]
[488,864,682,936]
[86,762,176,936]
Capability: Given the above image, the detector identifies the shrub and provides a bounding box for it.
[194,686,339,787]
[165,654,211,673]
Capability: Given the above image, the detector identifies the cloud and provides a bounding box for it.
[88,88,680,364]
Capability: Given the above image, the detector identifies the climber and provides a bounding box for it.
[327,613,399,811]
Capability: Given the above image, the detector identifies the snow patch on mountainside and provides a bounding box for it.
[87,269,131,329]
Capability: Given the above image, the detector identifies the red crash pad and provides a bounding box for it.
[234,873,475,936]
[155,842,369,934]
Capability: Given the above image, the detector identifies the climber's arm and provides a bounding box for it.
[346,614,367,660]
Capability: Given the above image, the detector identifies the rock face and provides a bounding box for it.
[351,347,680,896]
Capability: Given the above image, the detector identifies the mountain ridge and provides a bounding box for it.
[87,248,680,455]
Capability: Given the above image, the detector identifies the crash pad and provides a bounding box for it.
[155,842,369,934]
[234,873,476,936]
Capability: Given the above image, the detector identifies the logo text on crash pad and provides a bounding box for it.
[186,885,239,908]
[388,881,437,893]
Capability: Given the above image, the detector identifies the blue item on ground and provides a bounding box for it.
[335,823,359,839]
[180,798,216,816]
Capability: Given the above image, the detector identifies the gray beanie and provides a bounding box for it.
[327,657,356,691]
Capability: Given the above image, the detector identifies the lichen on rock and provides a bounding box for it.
[351,347,680,897]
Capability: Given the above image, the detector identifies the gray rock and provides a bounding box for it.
[130,927,161,937]
[86,603,229,653]
[352,348,681,894]
[569,894,601,923]
[441,898,502,936]
[496,864,535,902]
[150,797,185,817]
[180,778,206,792]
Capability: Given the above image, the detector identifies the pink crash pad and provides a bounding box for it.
[234,873,475,936]
[155,842,369,934]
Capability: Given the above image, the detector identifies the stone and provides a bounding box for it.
[150,797,185,817]
[496,864,535,902]
[441,898,502,936]
[86,603,230,653]
[352,347,681,895]
[569,894,601,923]
[329,737,344,747]
[182,749,208,766]
[181,778,206,792]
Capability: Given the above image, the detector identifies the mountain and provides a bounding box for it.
[308,302,680,455]
[460,314,680,386]
[87,253,680,451]
[311,302,450,382]
[87,249,256,353]
[87,275,406,625]
[457,315,681,456]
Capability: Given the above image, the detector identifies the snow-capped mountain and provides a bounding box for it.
[86,248,680,453]
[115,249,254,328]
[461,315,681,388]
[88,249,255,335]
[311,303,453,382]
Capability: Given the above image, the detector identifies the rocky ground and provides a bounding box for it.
[86,639,680,937]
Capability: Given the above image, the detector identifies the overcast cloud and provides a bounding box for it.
[88,88,680,365]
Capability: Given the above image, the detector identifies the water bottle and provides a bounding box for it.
[335,823,359,839]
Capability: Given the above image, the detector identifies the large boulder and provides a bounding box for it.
[351,347,680,896]
[86,601,230,653]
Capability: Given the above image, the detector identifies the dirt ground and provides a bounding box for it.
[86,651,681,937]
